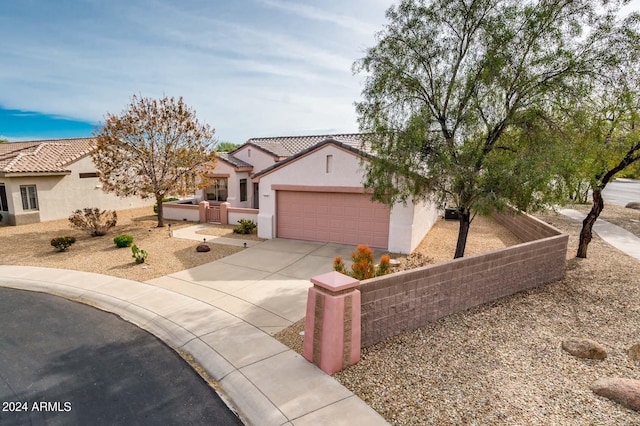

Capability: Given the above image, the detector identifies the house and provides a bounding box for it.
[191,134,439,254]
[0,138,152,226]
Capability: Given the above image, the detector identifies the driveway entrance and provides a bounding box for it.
[146,238,389,335]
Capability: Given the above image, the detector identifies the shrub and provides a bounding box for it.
[333,245,392,280]
[153,197,179,214]
[51,236,76,252]
[113,234,134,248]
[69,208,117,236]
[131,244,148,264]
[233,219,257,234]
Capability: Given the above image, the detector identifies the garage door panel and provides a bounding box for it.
[277,191,390,248]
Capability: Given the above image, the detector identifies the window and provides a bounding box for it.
[0,184,7,211]
[326,155,333,173]
[20,185,38,210]
[248,148,251,158]
[206,179,228,201]
[240,179,247,202]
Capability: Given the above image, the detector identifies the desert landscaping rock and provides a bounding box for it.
[196,243,211,252]
[628,344,640,362]
[625,201,640,210]
[591,378,640,412]
[561,338,607,360]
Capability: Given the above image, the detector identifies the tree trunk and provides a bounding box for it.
[156,194,165,228]
[454,208,471,259]
[576,189,604,258]
[576,144,640,258]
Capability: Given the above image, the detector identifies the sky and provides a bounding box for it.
[2,0,640,144]
[0,0,392,143]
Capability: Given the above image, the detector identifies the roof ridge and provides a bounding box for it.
[247,132,363,141]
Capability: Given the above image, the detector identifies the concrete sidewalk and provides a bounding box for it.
[0,240,390,425]
[171,223,263,248]
[560,209,640,260]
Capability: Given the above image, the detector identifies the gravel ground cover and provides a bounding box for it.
[275,211,640,425]
[0,207,242,281]
[571,203,640,238]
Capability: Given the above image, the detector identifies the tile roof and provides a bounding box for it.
[216,152,253,169]
[0,138,96,174]
[240,133,365,158]
[251,138,372,180]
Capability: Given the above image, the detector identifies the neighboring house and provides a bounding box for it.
[194,134,439,253]
[0,138,152,226]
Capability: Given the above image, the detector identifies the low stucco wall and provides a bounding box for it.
[358,211,569,348]
[228,208,258,225]
[162,203,200,222]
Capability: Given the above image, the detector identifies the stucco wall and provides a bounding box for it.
[4,156,153,224]
[202,161,251,208]
[256,144,374,239]
[233,145,277,176]
[228,208,259,225]
[163,203,200,222]
[256,144,438,253]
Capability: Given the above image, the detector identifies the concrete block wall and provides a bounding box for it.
[359,212,569,348]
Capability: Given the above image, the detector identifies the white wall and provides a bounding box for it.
[233,145,277,175]
[257,144,369,239]
[255,144,439,253]
[388,199,440,253]
[162,203,200,222]
[228,209,259,225]
[5,156,153,224]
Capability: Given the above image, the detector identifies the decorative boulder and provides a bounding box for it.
[625,201,640,210]
[628,344,640,362]
[196,244,210,252]
[561,338,607,360]
[591,378,640,412]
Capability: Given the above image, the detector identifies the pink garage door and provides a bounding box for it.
[276,191,390,248]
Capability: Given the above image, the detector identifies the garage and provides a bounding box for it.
[276,191,390,248]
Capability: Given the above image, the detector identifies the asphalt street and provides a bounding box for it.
[0,287,243,426]
[602,179,640,206]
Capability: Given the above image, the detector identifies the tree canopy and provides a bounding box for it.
[216,141,240,152]
[356,0,635,258]
[92,95,217,227]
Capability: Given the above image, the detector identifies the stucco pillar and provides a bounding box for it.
[220,202,231,225]
[198,201,209,223]
[303,271,361,375]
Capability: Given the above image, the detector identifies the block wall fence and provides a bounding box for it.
[358,210,569,348]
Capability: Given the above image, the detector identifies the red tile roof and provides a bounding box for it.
[0,138,96,174]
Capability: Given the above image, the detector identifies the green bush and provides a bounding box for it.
[153,197,179,214]
[131,244,148,264]
[233,219,257,235]
[113,234,134,248]
[51,236,76,252]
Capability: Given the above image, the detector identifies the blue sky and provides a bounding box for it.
[2,0,640,143]
[0,0,391,143]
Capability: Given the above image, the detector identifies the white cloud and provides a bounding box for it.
[0,0,392,142]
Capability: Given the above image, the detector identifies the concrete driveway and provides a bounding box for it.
[145,238,388,335]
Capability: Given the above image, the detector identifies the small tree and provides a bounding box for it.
[216,141,240,152]
[574,65,640,258]
[92,95,217,227]
[355,0,630,258]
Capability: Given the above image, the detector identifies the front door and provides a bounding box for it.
[253,183,259,209]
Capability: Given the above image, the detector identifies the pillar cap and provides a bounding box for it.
[311,271,359,292]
